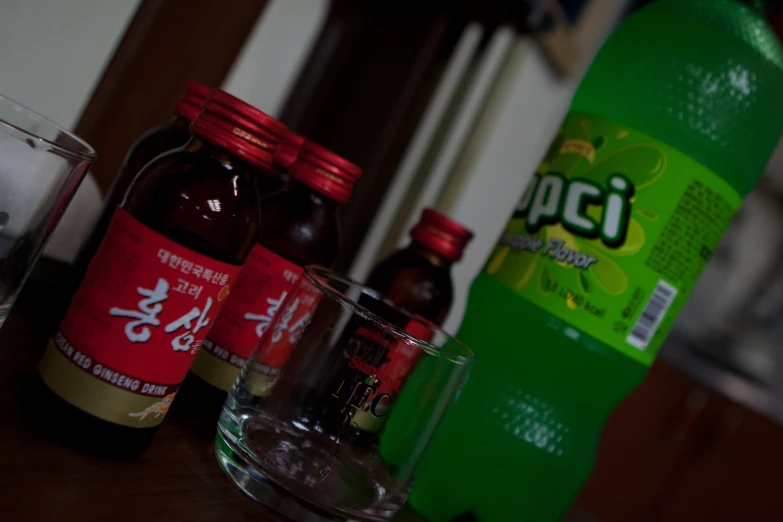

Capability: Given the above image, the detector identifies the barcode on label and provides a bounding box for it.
[626,281,678,350]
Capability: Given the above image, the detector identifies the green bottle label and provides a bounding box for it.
[486,112,742,365]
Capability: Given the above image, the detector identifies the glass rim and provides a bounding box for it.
[303,265,476,367]
[0,95,96,161]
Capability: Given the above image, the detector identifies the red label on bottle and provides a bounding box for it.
[255,282,320,372]
[348,319,432,432]
[366,320,430,395]
[205,243,316,370]
[56,208,241,395]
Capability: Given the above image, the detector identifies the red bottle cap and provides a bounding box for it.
[410,208,473,262]
[173,80,210,122]
[190,90,287,169]
[274,131,306,170]
[289,140,362,203]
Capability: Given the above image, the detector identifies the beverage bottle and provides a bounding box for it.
[365,208,473,325]
[36,91,286,458]
[300,209,472,443]
[257,130,305,196]
[71,81,210,287]
[188,140,362,397]
[406,1,783,520]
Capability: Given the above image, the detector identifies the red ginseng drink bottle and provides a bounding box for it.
[37,91,286,458]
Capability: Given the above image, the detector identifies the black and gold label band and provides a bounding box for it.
[38,340,177,428]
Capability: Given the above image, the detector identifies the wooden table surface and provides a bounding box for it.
[0,278,290,522]
[0,276,592,522]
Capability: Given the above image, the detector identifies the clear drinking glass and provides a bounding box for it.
[0,96,95,325]
[217,266,475,521]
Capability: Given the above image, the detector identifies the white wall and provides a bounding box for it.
[0,0,142,130]
[222,0,328,118]
[0,0,327,263]
[0,0,142,263]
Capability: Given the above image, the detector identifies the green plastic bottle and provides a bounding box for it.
[405,1,783,520]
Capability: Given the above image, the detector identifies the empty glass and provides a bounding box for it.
[216,266,475,521]
[0,96,94,325]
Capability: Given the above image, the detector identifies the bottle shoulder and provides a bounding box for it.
[571,0,783,197]
[371,250,454,288]
[123,149,260,265]
[367,248,454,324]
[256,188,341,267]
[124,123,190,173]
[650,0,783,68]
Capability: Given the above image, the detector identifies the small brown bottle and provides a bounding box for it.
[189,140,362,396]
[307,209,472,439]
[36,90,286,458]
[367,208,473,324]
[71,81,210,288]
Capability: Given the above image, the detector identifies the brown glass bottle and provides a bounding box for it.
[307,209,473,444]
[70,81,210,291]
[366,208,473,325]
[35,90,286,459]
[187,140,362,405]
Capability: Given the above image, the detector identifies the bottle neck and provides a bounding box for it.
[185,137,257,175]
[285,179,342,214]
[408,240,453,269]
